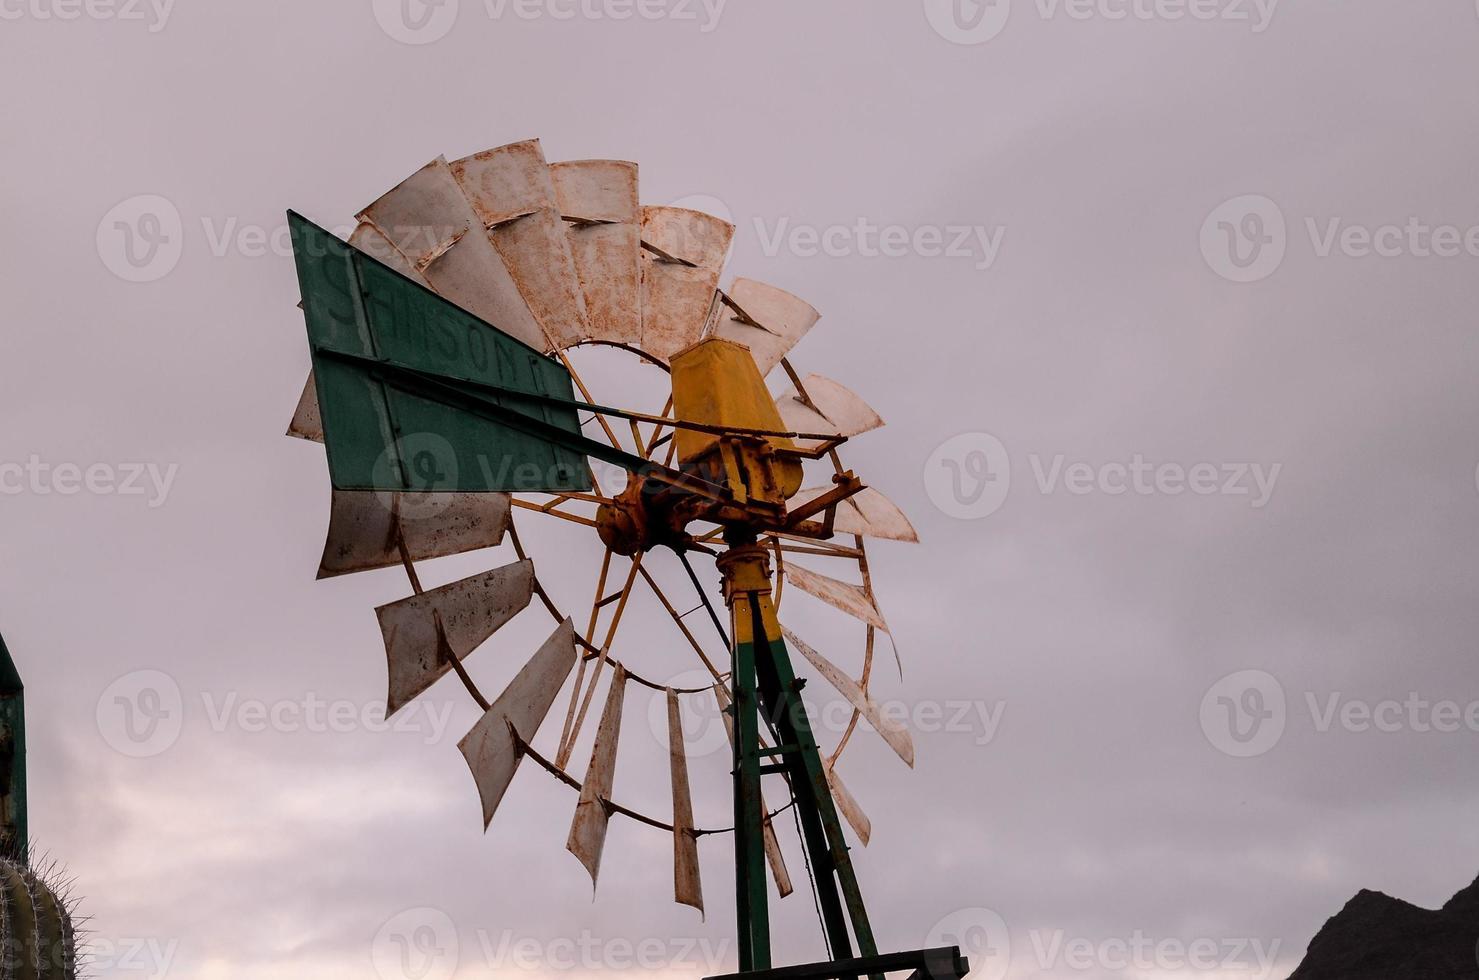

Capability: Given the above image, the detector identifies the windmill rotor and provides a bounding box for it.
[286,137,962,980]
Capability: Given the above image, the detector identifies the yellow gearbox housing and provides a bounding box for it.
[670,337,804,507]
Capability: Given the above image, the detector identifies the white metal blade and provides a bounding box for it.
[782,562,890,633]
[348,221,433,286]
[788,486,918,543]
[375,560,535,716]
[762,826,793,899]
[782,626,914,768]
[775,374,884,452]
[316,489,512,578]
[357,157,548,351]
[713,278,820,376]
[549,160,642,345]
[451,140,590,350]
[286,372,323,442]
[639,206,733,362]
[826,765,872,846]
[567,664,628,887]
[458,618,578,828]
[667,688,703,914]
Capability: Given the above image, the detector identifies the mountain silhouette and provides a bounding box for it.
[1289,874,1479,978]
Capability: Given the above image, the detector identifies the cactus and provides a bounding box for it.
[0,855,77,980]
[0,639,79,977]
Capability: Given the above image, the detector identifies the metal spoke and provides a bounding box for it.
[636,563,725,683]
[534,490,617,507]
[642,396,674,460]
[510,497,599,528]
[829,533,877,767]
[678,549,730,650]
[504,516,716,696]
[555,348,626,484]
[770,535,786,609]
[629,417,648,457]
[556,552,643,768]
[556,548,614,764]
[770,530,864,558]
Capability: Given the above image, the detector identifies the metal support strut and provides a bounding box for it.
[720,538,879,974]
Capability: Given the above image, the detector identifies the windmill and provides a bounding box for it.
[285,139,967,980]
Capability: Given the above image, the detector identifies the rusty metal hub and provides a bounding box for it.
[595,478,694,556]
[594,481,649,556]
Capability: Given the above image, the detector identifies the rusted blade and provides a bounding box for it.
[286,372,323,442]
[826,765,872,846]
[782,626,914,768]
[458,618,578,828]
[713,278,820,376]
[762,824,793,898]
[451,140,590,350]
[550,160,641,345]
[348,221,433,286]
[666,688,703,914]
[713,686,794,897]
[782,562,890,633]
[357,157,548,351]
[567,665,628,887]
[376,560,535,716]
[775,374,885,451]
[316,489,511,578]
[789,486,918,543]
[639,206,733,362]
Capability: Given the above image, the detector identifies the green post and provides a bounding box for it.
[752,612,880,972]
[0,632,27,862]
[723,538,881,977]
[732,630,770,971]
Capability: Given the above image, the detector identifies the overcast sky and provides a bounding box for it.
[4,2,1479,978]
